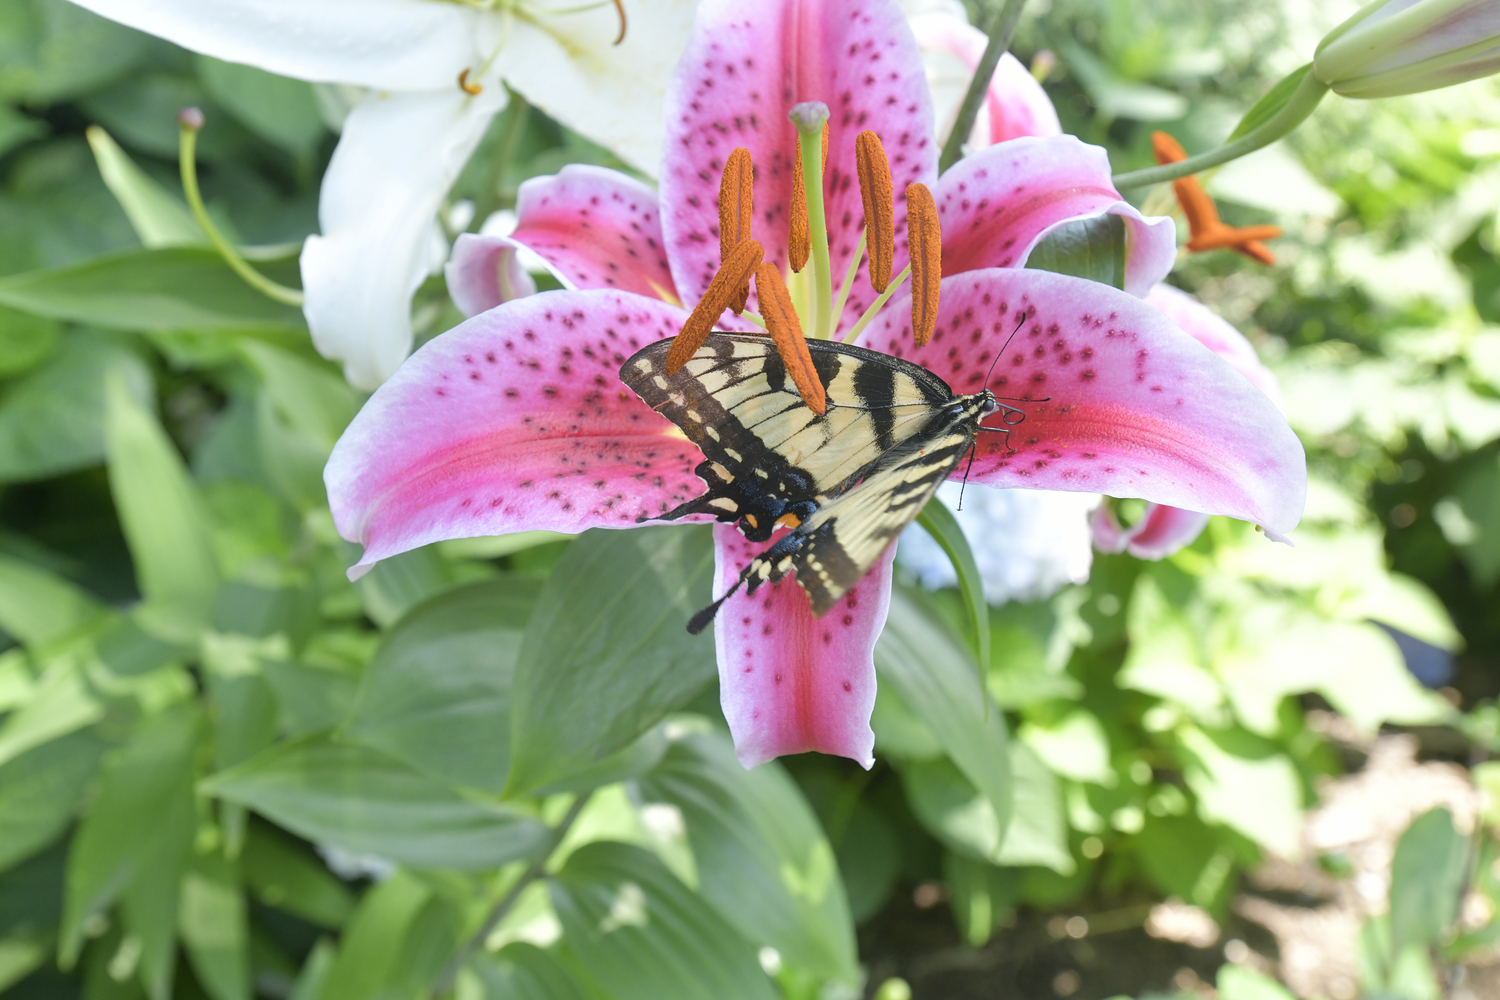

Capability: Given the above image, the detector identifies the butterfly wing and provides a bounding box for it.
[620,333,952,542]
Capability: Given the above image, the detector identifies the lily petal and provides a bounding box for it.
[934,136,1176,297]
[859,268,1307,538]
[67,0,492,90]
[659,0,938,331]
[446,166,680,317]
[907,10,1061,145]
[712,525,891,770]
[302,86,506,389]
[325,290,704,579]
[446,232,537,318]
[498,1,700,176]
[1144,283,1282,408]
[1091,501,1209,560]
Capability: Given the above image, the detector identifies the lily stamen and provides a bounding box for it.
[457,68,483,95]
[1152,131,1280,265]
[855,130,895,293]
[905,182,941,347]
[666,238,764,373]
[788,117,829,274]
[754,263,827,415]
[719,147,755,314]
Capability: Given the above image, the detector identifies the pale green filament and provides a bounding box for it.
[827,230,867,340]
[842,264,911,344]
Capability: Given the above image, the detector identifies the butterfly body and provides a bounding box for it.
[619,333,1001,631]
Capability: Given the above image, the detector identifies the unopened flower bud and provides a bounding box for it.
[1313,0,1500,99]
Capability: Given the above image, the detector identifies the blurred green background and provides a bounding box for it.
[1,0,1499,998]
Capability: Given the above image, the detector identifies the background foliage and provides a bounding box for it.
[1,0,1499,998]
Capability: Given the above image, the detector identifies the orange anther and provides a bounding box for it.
[666,239,765,374]
[906,182,941,348]
[1151,130,1281,265]
[855,130,895,293]
[610,0,626,45]
[457,68,483,95]
[719,147,754,314]
[754,263,826,415]
[788,122,828,273]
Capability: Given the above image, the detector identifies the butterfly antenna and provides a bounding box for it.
[686,578,744,635]
[956,441,978,510]
[985,312,1029,388]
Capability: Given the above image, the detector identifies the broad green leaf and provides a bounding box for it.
[506,527,716,796]
[469,943,591,1000]
[875,587,1010,845]
[260,659,360,738]
[352,545,467,631]
[0,304,58,377]
[0,845,66,993]
[315,871,431,1000]
[550,842,776,1000]
[1178,725,1303,859]
[1389,807,1468,954]
[0,105,45,159]
[1228,64,1313,141]
[1025,214,1128,291]
[0,731,105,874]
[0,248,304,332]
[203,735,549,871]
[1019,711,1112,786]
[943,851,1021,947]
[993,744,1071,871]
[1118,573,1222,716]
[0,656,105,768]
[239,341,360,450]
[178,853,250,1000]
[347,578,536,793]
[1217,964,1298,1000]
[1136,814,1237,911]
[1061,42,1188,121]
[60,705,199,967]
[0,333,152,483]
[638,732,859,985]
[0,554,105,647]
[0,0,152,104]
[85,126,204,248]
[106,373,221,641]
[239,823,355,929]
[196,57,326,159]
[915,500,991,679]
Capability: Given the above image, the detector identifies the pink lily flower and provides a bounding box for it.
[326,0,1306,770]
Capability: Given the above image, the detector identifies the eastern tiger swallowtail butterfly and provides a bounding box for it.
[620,332,1018,633]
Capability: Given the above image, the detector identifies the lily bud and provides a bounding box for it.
[1313,0,1500,99]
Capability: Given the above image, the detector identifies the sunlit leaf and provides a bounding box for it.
[915,500,991,681]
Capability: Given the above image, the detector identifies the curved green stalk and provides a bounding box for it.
[938,0,1029,173]
[1110,71,1329,189]
[178,112,305,307]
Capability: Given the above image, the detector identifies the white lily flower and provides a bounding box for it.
[67,0,698,388]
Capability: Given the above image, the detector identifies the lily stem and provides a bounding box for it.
[1110,71,1329,188]
[429,791,593,997]
[938,0,1029,173]
[841,264,910,344]
[178,114,305,307]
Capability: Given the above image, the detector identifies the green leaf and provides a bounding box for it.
[352,545,465,630]
[0,105,45,159]
[0,656,105,768]
[875,587,1010,844]
[1178,725,1303,859]
[314,871,432,1000]
[0,248,304,332]
[0,554,106,647]
[239,823,355,929]
[106,373,221,640]
[203,734,550,871]
[0,0,153,104]
[469,943,591,1000]
[1024,214,1128,290]
[195,57,326,159]
[549,842,776,1000]
[1228,64,1313,141]
[638,732,859,985]
[915,500,990,680]
[1389,807,1468,954]
[0,845,66,993]
[0,303,59,378]
[60,705,199,967]
[85,126,204,249]
[178,853,250,1000]
[506,527,716,796]
[0,333,153,483]
[1216,964,1299,1000]
[943,851,1020,947]
[347,578,536,793]
[0,731,105,874]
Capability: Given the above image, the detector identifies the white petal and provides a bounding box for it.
[301,86,506,390]
[498,0,699,176]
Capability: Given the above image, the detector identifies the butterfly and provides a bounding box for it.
[619,331,1026,634]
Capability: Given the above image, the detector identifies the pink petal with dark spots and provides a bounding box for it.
[1091,501,1210,560]
[326,290,706,579]
[446,166,681,316]
[712,524,891,770]
[659,0,937,335]
[446,233,537,316]
[858,268,1306,538]
[908,10,1060,145]
[1145,283,1282,408]
[934,136,1176,297]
